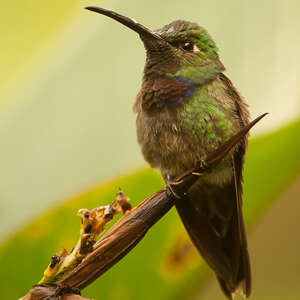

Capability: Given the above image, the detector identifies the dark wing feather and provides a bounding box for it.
[175,154,251,298]
[174,71,252,297]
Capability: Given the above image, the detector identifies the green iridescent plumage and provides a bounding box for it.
[157,22,235,147]
[177,82,235,144]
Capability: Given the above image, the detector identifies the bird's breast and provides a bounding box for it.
[135,78,240,185]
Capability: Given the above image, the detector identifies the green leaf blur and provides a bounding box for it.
[0,119,299,299]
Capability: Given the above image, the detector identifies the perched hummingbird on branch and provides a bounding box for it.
[86,7,251,299]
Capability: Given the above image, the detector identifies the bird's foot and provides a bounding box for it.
[191,159,209,176]
[199,158,209,170]
[165,179,185,199]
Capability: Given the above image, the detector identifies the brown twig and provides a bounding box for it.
[20,113,267,300]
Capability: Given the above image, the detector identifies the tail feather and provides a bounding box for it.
[174,176,251,298]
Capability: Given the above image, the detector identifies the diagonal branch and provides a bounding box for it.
[20,113,267,300]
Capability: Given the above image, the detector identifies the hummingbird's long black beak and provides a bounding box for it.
[85,6,164,41]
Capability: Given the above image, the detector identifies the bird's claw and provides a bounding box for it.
[166,180,184,199]
[199,158,209,170]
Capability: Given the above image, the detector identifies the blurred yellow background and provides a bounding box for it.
[0,1,299,299]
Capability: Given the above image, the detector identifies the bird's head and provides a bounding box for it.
[85,7,224,83]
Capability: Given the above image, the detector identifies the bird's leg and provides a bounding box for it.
[163,174,185,199]
[192,159,209,176]
[164,156,213,199]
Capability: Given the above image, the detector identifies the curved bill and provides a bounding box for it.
[85,6,163,41]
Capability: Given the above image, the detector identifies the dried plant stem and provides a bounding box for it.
[59,190,174,289]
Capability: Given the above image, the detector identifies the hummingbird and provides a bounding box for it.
[86,7,251,299]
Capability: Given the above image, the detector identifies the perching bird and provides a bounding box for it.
[86,7,251,299]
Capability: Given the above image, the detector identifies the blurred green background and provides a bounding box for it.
[0,0,299,299]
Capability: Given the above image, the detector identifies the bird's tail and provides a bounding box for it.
[175,179,251,299]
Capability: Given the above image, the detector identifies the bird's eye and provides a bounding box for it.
[182,42,194,51]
